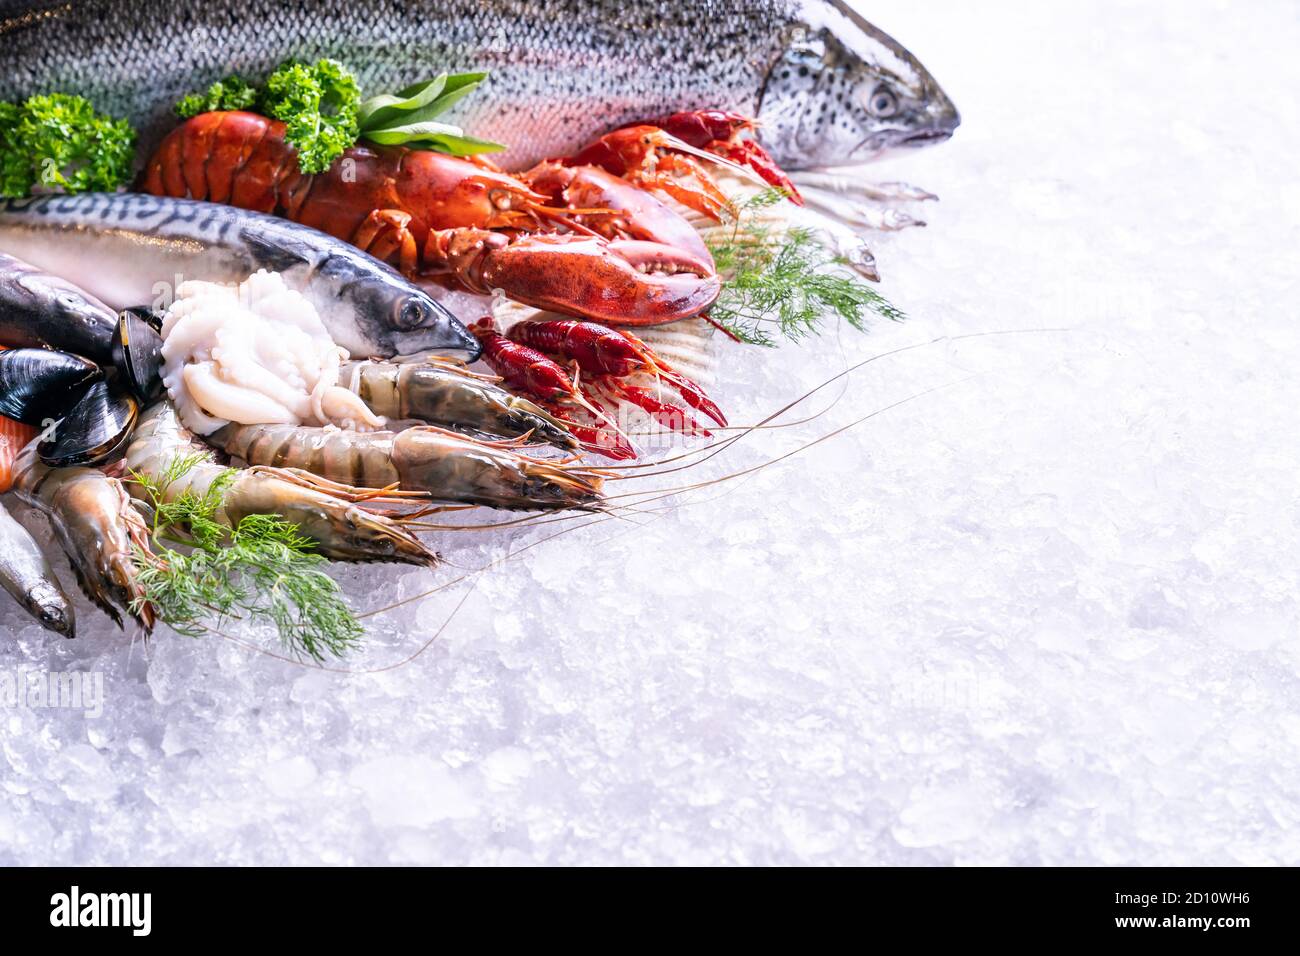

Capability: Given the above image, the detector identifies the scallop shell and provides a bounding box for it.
[627,317,719,390]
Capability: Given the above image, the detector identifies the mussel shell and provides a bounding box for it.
[110,308,164,403]
[120,305,164,333]
[0,348,102,427]
[38,379,139,468]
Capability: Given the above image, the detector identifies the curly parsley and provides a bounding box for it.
[0,93,135,198]
[174,75,260,119]
[258,58,361,174]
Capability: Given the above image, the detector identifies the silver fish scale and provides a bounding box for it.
[0,0,800,169]
[0,192,481,359]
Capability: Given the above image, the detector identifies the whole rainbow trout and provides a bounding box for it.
[0,0,958,169]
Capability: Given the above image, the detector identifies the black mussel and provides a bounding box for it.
[38,379,139,468]
[110,308,165,404]
[119,305,164,333]
[0,348,102,427]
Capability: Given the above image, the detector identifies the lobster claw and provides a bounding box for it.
[424,229,721,326]
[523,162,716,268]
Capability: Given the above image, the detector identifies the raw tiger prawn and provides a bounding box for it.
[125,403,439,567]
[207,421,606,513]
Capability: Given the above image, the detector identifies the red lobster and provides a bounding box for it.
[140,111,720,326]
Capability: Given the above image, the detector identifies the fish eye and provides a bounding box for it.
[867,86,899,118]
[396,298,429,330]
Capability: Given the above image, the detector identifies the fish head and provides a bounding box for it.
[26,583,75,639]
[324,255,482,361]
[758,3,960,168]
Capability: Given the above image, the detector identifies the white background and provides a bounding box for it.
[2,0,1298,864]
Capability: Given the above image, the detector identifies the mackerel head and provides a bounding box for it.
[758,1,961,167]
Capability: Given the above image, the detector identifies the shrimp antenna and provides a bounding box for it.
[595,327,1076,479]
[193,326,1078,672]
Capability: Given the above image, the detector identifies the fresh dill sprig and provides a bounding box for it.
[706,187,906,347]
[130,458,362,661]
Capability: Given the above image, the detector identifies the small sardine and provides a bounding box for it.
[0,499,76,638]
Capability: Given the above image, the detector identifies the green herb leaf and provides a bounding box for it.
[358,71,488,128]
[358,71,504,155]
[259,58,361,174]
[0,93,135,198]
[175,75,260,119]
[362,121,505,155]
[130,456,362,661]
[357,75,448,129]
[706,189,905,346]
